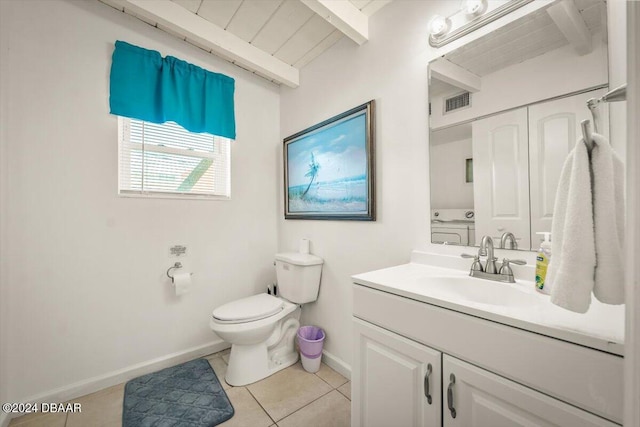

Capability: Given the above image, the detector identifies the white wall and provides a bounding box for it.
[430,34,609,129]
[624,5,640,425]
[430,136,473,209]
[607,0,628,163]
[278,0,445,368]
[0,0,280,403]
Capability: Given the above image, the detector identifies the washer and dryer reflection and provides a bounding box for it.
[431,209,475,246]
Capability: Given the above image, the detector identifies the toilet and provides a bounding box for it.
[210,252,323,386]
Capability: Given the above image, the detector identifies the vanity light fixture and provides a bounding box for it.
[428,0,534,48]
[429,14,452,38]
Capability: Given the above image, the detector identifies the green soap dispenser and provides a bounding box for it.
[535,232,552,294]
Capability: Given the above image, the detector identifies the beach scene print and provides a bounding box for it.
[287,112,368,213]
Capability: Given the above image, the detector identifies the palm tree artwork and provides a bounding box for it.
[301,152,320,198]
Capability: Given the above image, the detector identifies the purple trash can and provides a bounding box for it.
[297,326,325,373]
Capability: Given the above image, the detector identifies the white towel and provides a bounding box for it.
[547,139,596,313]
[591,133,625,304]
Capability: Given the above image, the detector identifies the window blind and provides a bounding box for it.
[118,118,231,198]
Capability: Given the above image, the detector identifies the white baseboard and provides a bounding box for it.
[7,339,230,421]
[0,412,10,427]
[321,349,351,380]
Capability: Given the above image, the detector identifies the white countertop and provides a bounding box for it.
[352,260,624,356]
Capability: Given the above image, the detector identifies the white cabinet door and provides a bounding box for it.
[472,108,531,249]
[352,318,442,427]
[443,355,617,427]
[528,88,608,247]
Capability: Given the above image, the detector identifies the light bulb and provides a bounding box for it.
[465,0,487,16]
[429,15,451,37]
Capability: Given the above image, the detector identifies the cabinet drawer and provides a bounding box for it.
[353,284,623,424]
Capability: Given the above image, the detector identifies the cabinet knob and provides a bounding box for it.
[424,364,432,405]
[447,373,457,419]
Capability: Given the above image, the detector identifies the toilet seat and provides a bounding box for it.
[212,294,284,324]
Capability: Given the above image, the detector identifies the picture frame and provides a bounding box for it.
[283,100,375,221]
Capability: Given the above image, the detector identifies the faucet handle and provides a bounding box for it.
[499,258,513,276]
[499,258,527,267]
[498,258,527,276]
[461,253,483,272]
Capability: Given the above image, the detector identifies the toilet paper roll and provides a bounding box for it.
[299,238,310,254]
[172,271,191,296]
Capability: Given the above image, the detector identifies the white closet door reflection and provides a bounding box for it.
[528,89,608,247]
[472,108,530,249]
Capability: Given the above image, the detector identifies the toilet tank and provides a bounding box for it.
[275,252,323,304]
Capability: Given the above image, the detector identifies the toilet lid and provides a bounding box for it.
[212,294,284,323]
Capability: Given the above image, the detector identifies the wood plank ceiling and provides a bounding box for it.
[430,0,605,98]
[100,0,391,87]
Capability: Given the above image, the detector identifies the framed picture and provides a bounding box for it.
[284,100,375,220]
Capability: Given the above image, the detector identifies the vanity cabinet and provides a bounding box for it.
[352,283,623,426]
[352,318,616,427]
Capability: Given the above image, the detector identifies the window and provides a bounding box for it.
[118,118,231,199]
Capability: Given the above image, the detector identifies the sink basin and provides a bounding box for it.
[417,276,541,308]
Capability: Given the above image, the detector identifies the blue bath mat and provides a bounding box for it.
[123,358,234,427]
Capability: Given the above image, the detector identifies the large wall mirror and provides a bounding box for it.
[428,0,611,251]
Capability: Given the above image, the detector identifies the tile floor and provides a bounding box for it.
[8,348,351,427]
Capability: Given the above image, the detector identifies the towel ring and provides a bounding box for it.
[166,262,183,281]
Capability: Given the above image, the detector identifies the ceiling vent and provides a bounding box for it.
[444,92,471,113]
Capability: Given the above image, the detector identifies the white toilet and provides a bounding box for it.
[210,252,323,386]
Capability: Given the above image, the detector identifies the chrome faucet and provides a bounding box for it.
[479,235,497,274]
[461,235,526,283]
[500,232,518,250]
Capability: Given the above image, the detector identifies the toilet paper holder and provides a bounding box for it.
[166,262,191,282]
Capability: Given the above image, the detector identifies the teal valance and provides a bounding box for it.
[109,41,236,139]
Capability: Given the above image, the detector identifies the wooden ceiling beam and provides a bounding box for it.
[99,0,300,87]
[430,59,482,93]
[301,0,369,45]
[547,0,592,56]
